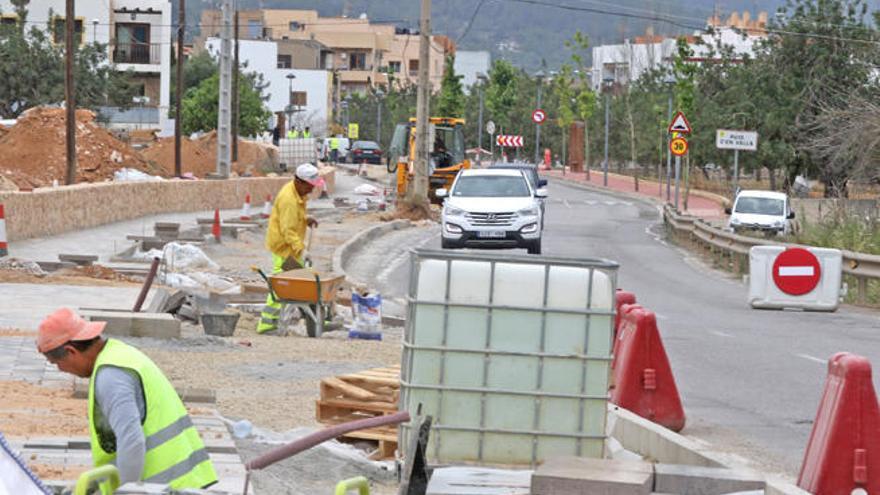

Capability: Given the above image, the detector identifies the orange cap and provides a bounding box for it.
[36,308,106,353]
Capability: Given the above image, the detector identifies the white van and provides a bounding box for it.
[726,190,795,236]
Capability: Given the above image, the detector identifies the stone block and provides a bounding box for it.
[58,254,98,266]
[80,311,181,339]
[35,260,77,272]
[654,464,765,495]
[179,387,216,403]
[531,457,653,495]
[146,289,171,313]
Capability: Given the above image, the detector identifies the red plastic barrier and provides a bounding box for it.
[614,289,637,338]
[798,353,880,494]
[610,306,685,432]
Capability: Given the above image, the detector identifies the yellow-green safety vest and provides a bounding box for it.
[329,137,339,150]
[303,130,311,138]
[88,339,218,491]
[288,130,300,139]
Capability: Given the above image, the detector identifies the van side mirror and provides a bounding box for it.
[725,207,732,215]
[787,211,795,219]
[435,188,448,198]
[537,178,548,188]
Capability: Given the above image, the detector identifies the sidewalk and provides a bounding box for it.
[544,167,726,219]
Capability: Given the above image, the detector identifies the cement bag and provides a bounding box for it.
[352,292,382,333]
[0,432,50,495]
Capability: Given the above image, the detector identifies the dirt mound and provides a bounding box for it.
[142,131,278,177]
[0,107,164,188]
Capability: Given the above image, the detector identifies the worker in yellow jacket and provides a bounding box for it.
[258,163,323,334]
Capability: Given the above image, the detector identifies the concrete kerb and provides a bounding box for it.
[607,405,806,493]
[332,219,412,288]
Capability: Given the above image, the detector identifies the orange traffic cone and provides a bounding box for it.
[261,195,272,219]
[212,208,221,242]
[0,204,7,257]
[240,194,252,220]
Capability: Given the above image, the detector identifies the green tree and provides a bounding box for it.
[0,14,135,118]
[436,55,465,118]
[485,60,518,132]
[181,72,272,136]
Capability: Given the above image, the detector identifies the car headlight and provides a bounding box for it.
[444,206,465,217]
[730,217,741,225]
[774,220,785,228]
[518,207,539,217]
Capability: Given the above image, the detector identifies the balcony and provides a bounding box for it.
[112,42,161,65]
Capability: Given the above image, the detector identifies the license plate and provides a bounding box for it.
[477,231,506,239]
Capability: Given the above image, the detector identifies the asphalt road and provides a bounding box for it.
[374,179,880,477]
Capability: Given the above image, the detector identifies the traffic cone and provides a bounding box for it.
[0,204,8,257]
[379,189,387,211]
[240,194,252,220]
[212,208,221,242]
[260,195,272,219]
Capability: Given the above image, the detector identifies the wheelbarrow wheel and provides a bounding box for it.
[305,304,318,338]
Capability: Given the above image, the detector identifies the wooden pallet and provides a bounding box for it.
[316,365,401,459]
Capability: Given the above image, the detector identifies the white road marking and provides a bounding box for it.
[779,266,815,277]
[796,353,826,365]
[585,200,598,205]
[563,199,572,209]
[604,201,617,206]
[711,330,735,338]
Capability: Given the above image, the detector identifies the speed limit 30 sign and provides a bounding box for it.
[670,137,688,156]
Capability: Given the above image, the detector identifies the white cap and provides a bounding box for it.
[295,163,323,187]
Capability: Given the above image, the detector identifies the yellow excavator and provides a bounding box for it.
[386,117,470,204]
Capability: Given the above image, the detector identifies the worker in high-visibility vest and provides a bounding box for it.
[303,126,312,139]
[287,127,300,139]
[37,308,218,491]
[328,136,340,163]
[258,163,324,333]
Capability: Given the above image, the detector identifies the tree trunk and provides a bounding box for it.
[769,167,778,191]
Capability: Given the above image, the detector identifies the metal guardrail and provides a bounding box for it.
[662,204,880,305]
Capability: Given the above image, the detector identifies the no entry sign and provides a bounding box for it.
[532,109,546,124]
[773,248,822,296]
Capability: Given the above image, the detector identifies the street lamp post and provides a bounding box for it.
[664,73,676,202]
[286,73,296,135]
[534,70,545,165]
[375,89,385,148]
[476,73,487,167]
[602,77,614,187]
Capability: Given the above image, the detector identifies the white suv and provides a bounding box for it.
[437,169,546,254]
[726,190,795,236]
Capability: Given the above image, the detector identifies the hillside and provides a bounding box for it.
[177,0,786,70]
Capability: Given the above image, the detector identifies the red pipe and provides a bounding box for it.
[132,257,161,312]
[246,411,410,471]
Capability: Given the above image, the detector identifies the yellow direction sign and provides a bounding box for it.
[348,123,359,139]
[670,136,689,156]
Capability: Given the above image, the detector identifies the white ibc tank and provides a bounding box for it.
[404,252,616,466]
[749,245,842,311]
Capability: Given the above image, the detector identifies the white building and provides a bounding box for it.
[0,0,173,131]
[454,50,491,93]
[591,23,765,90]
[206,39,332,136]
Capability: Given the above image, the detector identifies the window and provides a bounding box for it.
[289,91,307,107]
[408,59,419,75]
[247,19,262,39]
[277,54,292,69]
[114,23,151,64]
[1,16,17,27]
[349,52,367,70]
[289,21,301,31]
[452,176,531,198]
[388,61,401,73]
[52,17,84,45]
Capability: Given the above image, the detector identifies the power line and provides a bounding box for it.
[457,0,487,43]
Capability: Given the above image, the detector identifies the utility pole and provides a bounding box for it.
[174,0,185,177]
[409,0,431,208]
[232,8,240,163]
[64,0,76,185]
[216,0,233,177]
[534,74,542,165]
[477,81,484,167]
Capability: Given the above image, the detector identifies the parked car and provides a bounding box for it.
[438,168,546,254]
[726,190,795,236]
[488,161,548,222]
[348,140,383,165]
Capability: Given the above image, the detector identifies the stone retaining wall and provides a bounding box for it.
[0,167,335,241]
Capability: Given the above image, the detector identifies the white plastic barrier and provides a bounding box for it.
[279,137,318,170]
[749,245,842,311]
[0,433,49,495]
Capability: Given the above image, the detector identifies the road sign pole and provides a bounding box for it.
[603,91,610,186]
[477,87,484,167]
[666,96,672,201]
[733,149,739,197]
[674,155,681,211]
[534,84,542,165]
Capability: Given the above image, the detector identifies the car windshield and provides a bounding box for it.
[356,141,379,149]
[492,166,537,188]
[735,197,784,216]
[453,175,530,198]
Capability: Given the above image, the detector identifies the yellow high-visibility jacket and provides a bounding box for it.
[266,181,307,260]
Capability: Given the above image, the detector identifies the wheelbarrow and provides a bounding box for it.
[253,266,345,338]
